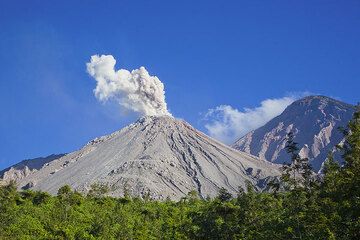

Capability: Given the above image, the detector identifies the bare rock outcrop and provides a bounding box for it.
[0,154,64,183]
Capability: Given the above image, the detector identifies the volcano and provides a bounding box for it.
[9,116,280,199]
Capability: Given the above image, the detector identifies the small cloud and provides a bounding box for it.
[203,93,309,144]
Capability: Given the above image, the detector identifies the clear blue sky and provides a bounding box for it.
[0,0,359,169]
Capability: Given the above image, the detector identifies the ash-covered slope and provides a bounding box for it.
[12,116,280,200]
[233,96,355,171]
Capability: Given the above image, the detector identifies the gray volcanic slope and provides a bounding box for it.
[12,116,280,200]
[233,96,355,171]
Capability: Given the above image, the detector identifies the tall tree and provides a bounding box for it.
[281,132,313,190]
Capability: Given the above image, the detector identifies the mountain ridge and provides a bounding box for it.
[0,154,65,184]
[233,95,355,171]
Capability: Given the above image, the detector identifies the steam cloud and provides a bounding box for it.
[87,55,171,117]
[204,96,296,144]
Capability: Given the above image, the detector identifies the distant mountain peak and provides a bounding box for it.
[288,95,354,110]
[233,96,355,171]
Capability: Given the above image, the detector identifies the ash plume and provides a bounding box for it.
[87,55,171,117]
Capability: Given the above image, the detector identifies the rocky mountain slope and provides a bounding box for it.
[0,154,64,183]
[3,116,280,200]
[233,96,355,171]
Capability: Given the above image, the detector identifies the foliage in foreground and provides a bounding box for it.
[0,108,359,240]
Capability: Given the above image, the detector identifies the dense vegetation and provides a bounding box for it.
[0,109,359,239]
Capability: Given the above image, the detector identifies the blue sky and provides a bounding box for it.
[0,0,359,169]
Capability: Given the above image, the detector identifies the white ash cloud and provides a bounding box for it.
[204,96,296,144]
[87,55,171,117]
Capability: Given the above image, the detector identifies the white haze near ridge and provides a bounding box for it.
[204,97,296,144]
[87,55,171,117]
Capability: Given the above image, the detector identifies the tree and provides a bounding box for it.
[322,105,360,238]
[217,187,232,202]
[339,104,360,170]
[281,132,313,190]
[57,185,72,200]
[32,191,51,205]
[87,182,110,199]
[0,181,19,235]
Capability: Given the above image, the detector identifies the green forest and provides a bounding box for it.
[0,109,359,240]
